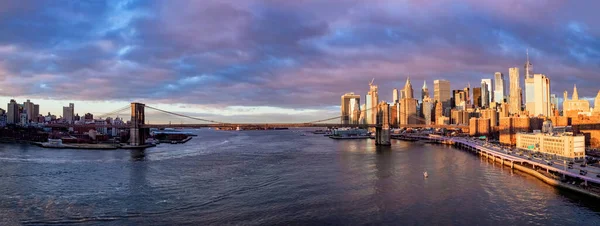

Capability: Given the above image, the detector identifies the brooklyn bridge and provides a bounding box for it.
[44,102,468,146]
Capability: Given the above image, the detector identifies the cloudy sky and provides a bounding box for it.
[1,0,599,123]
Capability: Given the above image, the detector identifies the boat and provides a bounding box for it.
[300,133,306,136]
[423,171,428,178]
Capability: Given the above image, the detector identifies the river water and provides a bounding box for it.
[1,129,600,225]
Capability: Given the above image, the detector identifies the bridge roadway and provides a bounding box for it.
[44,123,469,129]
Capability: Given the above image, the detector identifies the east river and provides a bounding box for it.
[1,130,600,225]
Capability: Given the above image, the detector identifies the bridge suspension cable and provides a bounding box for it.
[144,105,225,124]
[95,105,131,119]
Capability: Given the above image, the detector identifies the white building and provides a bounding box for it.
[494,72,505,103]
[516,132,585,161]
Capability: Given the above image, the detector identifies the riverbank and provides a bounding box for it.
[425,137,600,200]
[488,152,600,199]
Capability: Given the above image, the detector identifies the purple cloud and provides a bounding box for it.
[0,0,599,114]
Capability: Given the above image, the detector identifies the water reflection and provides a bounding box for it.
[129,149,146,161]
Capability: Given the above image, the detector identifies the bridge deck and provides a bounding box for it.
[44,123,468,129]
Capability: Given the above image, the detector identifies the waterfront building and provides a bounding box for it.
[494,72,505,103]
[7,99,19,125]
[481,80,490,108]
[473,87,482,108]
[341,93,361,124]
[516,132,585,161]
[482,78,493,105]
[434,80,451,116]
[509,67,521,115]
[499,116,529,146]
[563,85,590,117]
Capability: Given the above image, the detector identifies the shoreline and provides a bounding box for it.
[426,138,600,200]
[488,151,600,199]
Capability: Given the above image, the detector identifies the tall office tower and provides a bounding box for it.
[403,77,414,99]
[400,98,418,125]
[525,49,533,79]
[434,80,451,115]
[7,99,19,124]
[422,96,433,125]
[392,88,399,103]
[481,81,490,108]
[525,76,535,114]
[341,92,361,124]
[421,80,429,101]
[400,77,418,125]
[529,74,551,117]
[494,72,505,103]
[365,80,379,125]
[509,67,521,115]
[473,87,482,108]
[63,103,75,123]
[481,78,493,104]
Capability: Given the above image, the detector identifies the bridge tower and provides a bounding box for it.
[130,102,147,146]
[375,102,391,146]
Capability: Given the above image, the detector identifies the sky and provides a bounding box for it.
[1,0,600,123]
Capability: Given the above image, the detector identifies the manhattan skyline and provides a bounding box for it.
[1,1,600,122]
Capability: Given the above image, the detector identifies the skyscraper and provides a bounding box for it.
[481,78,493,105]
[481,81,490,108]
[509,67,521,115]
[341,92,361,124]
[422,96,433,125]
[6,99,19,124]
[365,80,378,125]
[525,49,533,79]
[403,77,414,99]
[421,80,429,101]
[434,80,451,115]
[473,87,482,108]
[494,72,505,103]
[392,88,399,103]
[530,74,551,117]
[400,77,418,125]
